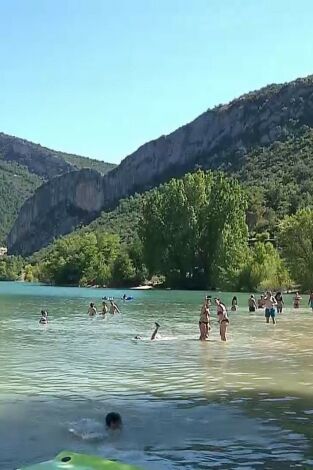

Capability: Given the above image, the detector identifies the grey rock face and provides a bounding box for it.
[0,133,74,178]
[7,76,313,255]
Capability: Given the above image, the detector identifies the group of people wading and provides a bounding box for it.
[199,290,313,340]
[199,296,229,342]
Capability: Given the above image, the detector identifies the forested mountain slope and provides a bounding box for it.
[8,75,313,255]
[0,132,115,243]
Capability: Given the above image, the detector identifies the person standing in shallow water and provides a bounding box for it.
[110,300,120,315]
[264,291,277,324]
[248,295,257,312]
[100,301,108,317]
[293,291,302,309]
[199,296,211,341]
[308,291,313,311]
[275,291,284,314]
[215,298,229,341]
[88,303,97,317]
[231,296,238,312]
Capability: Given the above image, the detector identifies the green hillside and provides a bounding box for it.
[0,160,42,243]
[0,133,115,244]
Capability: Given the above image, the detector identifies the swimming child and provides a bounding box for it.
[308,291,313,311]
[215,298,229,341]
[231,296,238,312]
[264,291,277,324]
[199,296,211,340]
[248,295,257,312]
[105,412,122,430]
[39,310,48,324]
[275,291,284,313]
[88,303,97,317]
[109,300,120,315]
[293,291,302,309]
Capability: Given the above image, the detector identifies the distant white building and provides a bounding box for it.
[0,247,7,257]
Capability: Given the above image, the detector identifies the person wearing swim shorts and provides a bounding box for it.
[248,295,257,312]
[199,296,211,340]
[264,291,277,324]
[275,291,284,313]
[215,298,229,341]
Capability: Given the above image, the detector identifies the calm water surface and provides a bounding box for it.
[0,283,313,469]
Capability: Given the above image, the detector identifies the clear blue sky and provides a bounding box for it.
[0,0,312,163]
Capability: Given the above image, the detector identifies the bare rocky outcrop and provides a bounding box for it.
[7,75,313,255]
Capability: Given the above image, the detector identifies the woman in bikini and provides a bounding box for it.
[199,296,211,341]
[215,298,229,341]
[293,291,302,309]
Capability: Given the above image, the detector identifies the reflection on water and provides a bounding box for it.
[0,283,313,469]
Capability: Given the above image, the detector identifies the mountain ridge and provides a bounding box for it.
[0,132,115,243]
[7,74,313,255]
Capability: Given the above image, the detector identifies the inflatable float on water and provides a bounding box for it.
[19,451,143,470]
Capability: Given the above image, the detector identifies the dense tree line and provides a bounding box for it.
[3,171,313,292]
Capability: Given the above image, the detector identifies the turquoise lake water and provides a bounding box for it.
[0,282,313,469]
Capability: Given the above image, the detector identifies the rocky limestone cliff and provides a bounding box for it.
[8,75,313,255]
[8,169,105,255]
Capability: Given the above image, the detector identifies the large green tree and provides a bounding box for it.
[279,208,313,291]
[140,171,248,288]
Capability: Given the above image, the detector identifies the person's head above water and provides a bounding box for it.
[40,310,47,317]
[105,412,122,430]
[90,303,94,308]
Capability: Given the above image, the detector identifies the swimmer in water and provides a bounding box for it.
[100,300,108,317]
[105,412,122,431]
[134,322,161,341]
[264,291,277,324]
[88,303,97,317]
[215,298,229,341]
[231,296,238,312]
[109,300,120,315]
[199,296,211,340]
[39,310,48,324]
